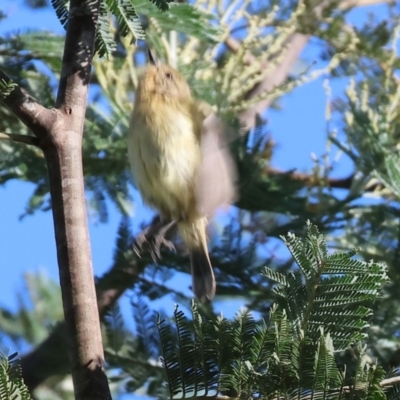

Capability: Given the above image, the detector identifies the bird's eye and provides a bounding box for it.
[165,72,173,80]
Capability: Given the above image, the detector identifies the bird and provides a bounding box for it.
[127,49,236,301]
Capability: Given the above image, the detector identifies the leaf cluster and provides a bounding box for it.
[50,0,219,58]
[156,223,391,399]
[0,353,32,400]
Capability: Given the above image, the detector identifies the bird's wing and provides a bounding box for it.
[196,111,238,216]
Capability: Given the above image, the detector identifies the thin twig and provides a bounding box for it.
[0,132,41,147]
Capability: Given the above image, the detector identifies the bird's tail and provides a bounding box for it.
[178,217,216,302]
[190,248,215,302]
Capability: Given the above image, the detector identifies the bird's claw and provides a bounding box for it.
[133,219,176,263]
[148,234,176,262]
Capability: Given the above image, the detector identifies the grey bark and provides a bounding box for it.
[0,1,111,398]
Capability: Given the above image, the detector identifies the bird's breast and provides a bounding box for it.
[128,107,201,220]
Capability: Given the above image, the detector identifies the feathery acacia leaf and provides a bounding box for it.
[95,1,117,58]
[266,222,389,348]
[0,353,32,400]
[0,79,17,100]
[133,0,220,42]
[105,0,145,41]
[148,0,170,12]
[50,0,68,29]
[132,298,160,359]
[156,224,389,398]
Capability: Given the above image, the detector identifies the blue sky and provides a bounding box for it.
[0,0,390,337]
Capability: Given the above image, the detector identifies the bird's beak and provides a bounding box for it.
[148,48,158,66]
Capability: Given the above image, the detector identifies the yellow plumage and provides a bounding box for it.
[127,53,236,301]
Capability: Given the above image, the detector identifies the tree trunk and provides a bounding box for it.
[0,0,112,398]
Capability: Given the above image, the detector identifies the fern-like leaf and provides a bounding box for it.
[105,0,145,41]
[158,312,182,398]
[134,0,220,43]
[229,310,257,397]
[103,303,127,356]
[192,301,218,396]
[96,1,117,57]
[0,352,32,400]
[265,221,389,349]
[0,79,17,101]
[157,224,390,398]
[148,0,170,12]
[51,0,68,29]
[131,298,159,359]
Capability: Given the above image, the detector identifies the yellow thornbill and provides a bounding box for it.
[127,49,236,302]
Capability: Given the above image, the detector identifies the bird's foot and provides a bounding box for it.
[148,230,176,261]
[134,218,176,263]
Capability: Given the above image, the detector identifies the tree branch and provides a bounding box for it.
[232,33,309,130]
[40,1,111,399]
[0,70,56,143]
[339,0,392,9]
[0,132,41,147]
[266,167,354,189]
[266,167,384,192]
[1,1,111,399]
[227,0,393,130]
[20,217,161,392]
[20,260,143,392]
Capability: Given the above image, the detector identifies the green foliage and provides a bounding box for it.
[105,0,145,42]
[104,303,129,357]
[0,271,62,348]
[112,217,135,268]
[156,223,390,399]
[50,0,68,29]
[374,155,400,199]
[266,222,388,349]
[148,0,170,12]
[49,0,218,57]
[133,0,220,43]
[131,298,160,360]
[50,0,146,56]
[0,353,32,400]
[3,2,400,399]
[0,79,17,100]
[96,1,118,58]
[103,299,166,397]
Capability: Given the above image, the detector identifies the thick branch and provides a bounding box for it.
[20,217,162,393]
[1,1,113,399]
[42,1,111,399]
[233,33,309,130]
[0,14,111,395]
[21,258,143,392]
[229,0,392,130]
